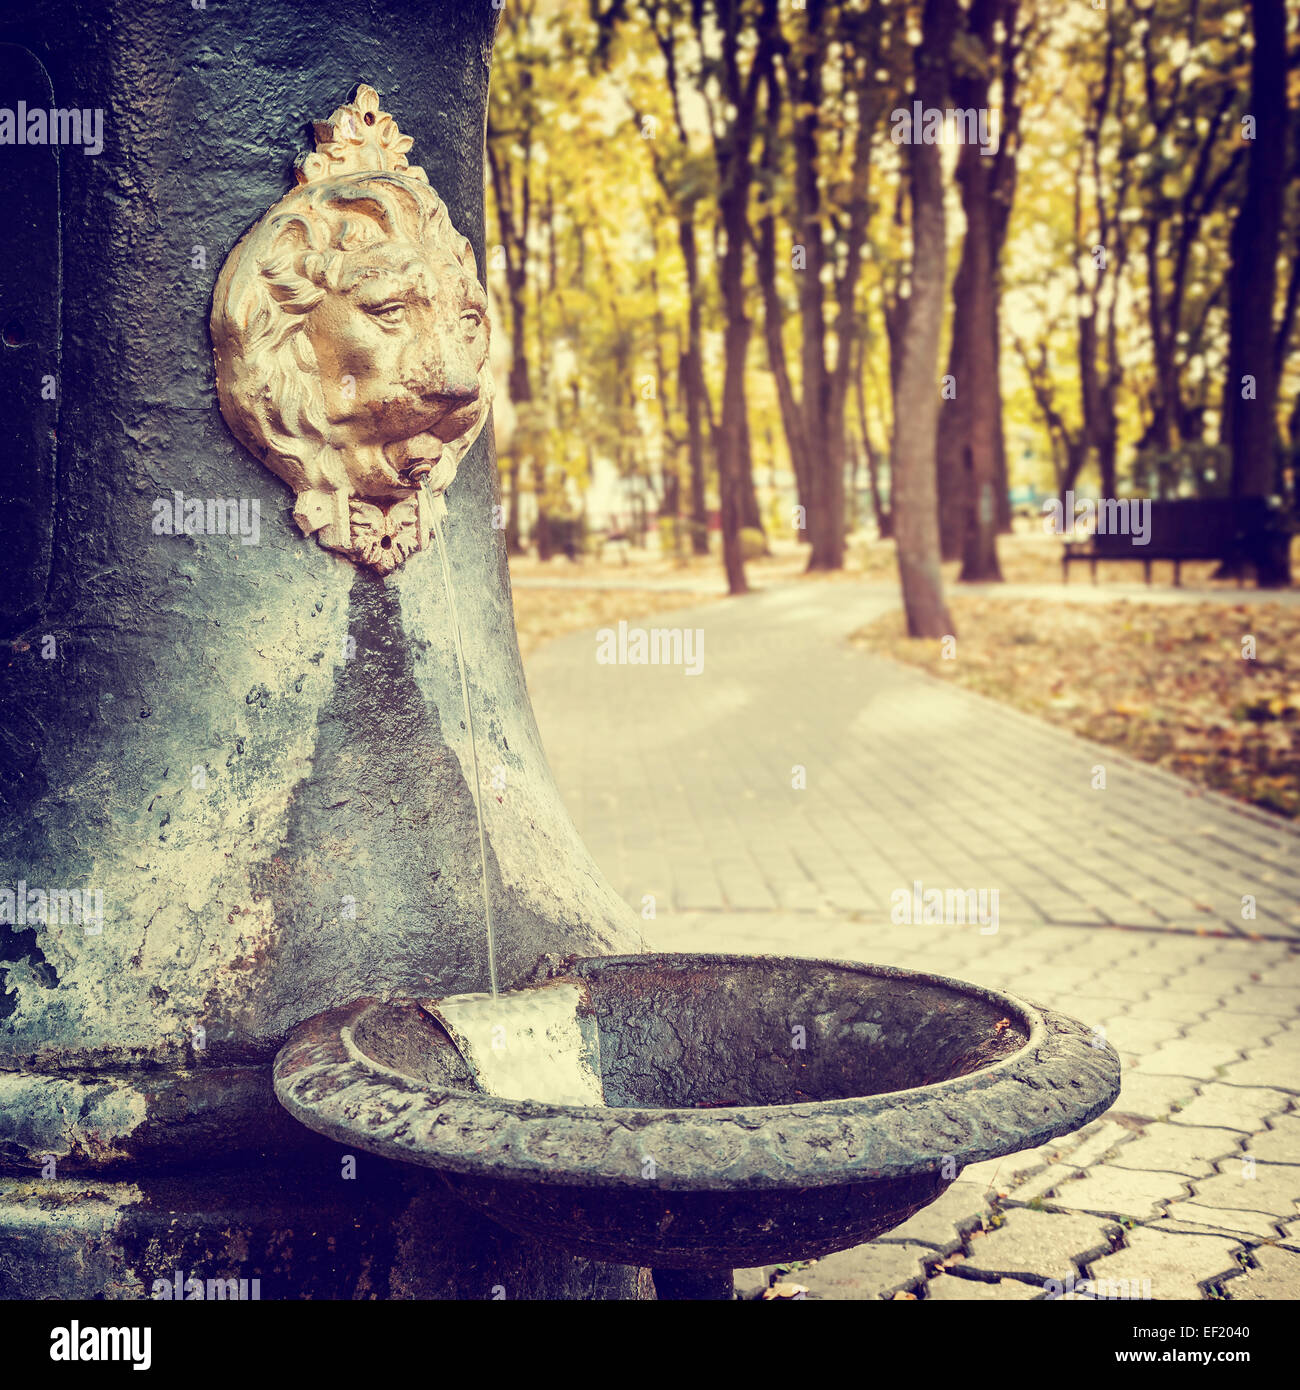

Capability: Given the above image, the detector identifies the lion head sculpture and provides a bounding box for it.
[211,85,493,574]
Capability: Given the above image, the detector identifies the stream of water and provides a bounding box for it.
[427,499,605,1103]
[431,502,499,998]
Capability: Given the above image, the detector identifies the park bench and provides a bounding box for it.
[1062,497,1289,586]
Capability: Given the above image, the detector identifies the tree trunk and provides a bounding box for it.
[955,147,1003,583]
[791,1,846,572]
[856,341,892,539]
[864,433,891,540]
[678,220,712,554]
[892,0,957,637]
[717,263,751,595]
[1227,0,1288,584]
[739,398,766,538]
[504,455,522,553]
[1145,233,1177,457]
[992,303,1012,533]
[755,65,812,522]
[533,458,553,560]
[938,0,1017,551]
[704,0,777,596]
[935,259,970,560]
[487,132,536,558]
[952,0,1002,583]
[717,118,753,594]
[989,0,1021,535]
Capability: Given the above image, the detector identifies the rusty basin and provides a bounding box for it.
[273,953,1120,1271]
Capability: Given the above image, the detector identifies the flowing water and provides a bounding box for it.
[427,981,605,1106]
[429,498,602,1105]
[430,503,499,998]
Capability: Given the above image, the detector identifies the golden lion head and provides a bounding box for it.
[210,88,492,574]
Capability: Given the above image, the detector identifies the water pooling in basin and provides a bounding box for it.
[426,982,605,1106]
[431,501,499,998]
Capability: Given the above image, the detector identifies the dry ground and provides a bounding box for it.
[853,596,1300,820]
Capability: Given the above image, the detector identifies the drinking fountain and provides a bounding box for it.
[0,5,1118,1302]
[275,953,1120,1298]
[0,12,651,1301]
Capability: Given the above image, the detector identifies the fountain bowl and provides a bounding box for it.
[273,953,1120,1269]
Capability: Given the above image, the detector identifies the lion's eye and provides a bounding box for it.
[460,310,482,332]
[367,302,407,326]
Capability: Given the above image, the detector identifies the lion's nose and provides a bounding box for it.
[411,351,479,405]
[431,371,480,404]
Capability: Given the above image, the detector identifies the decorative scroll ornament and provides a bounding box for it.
[210,85,493,574]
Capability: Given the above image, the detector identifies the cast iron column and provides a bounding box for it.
[0,0,647,1299]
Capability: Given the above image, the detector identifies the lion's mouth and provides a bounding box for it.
[386,433,445,488]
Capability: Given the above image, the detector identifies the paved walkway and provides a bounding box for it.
[524,580,1300,1301]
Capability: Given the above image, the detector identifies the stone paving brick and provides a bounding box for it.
[1244,1113,1300,1164]
[1061,939,1166,967]
[1179,1013,1287,1048]
[1077,975,1160,1002]
[1058,994,1154,1022]
[1224,1245,1300,1299]
[1140,993,1234,1022]
[1161,1205,1288,1239]
[1127,957,1209,980]
[1030,991,1124,1017]
[960,1149,1052,1194]
[1108,1125,1244,1179]
[959,1209,1117,1283]
[1086,1226,1243,1300]
[1051,1119,1136,1170]
[1220,1044,1300,1091]
[793,1242,932,1300]
[1218,985,1300,1015]
[1200,941,1294,966]
[1099,1016,1190,1054]
[1256,959,1300,988]
[923,1272,1042,1300]
[732,1267,771,1300]
[1168,1085,1292,1131]
[1013,967,1102,996]
[871,1182,992,1256]
[1137,1041,1243,1079]
[1162,968,1257,993]
[1115,1072,1199,1121]
[1016,1165,1191,1222]
[1188,1161,1300,1219]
